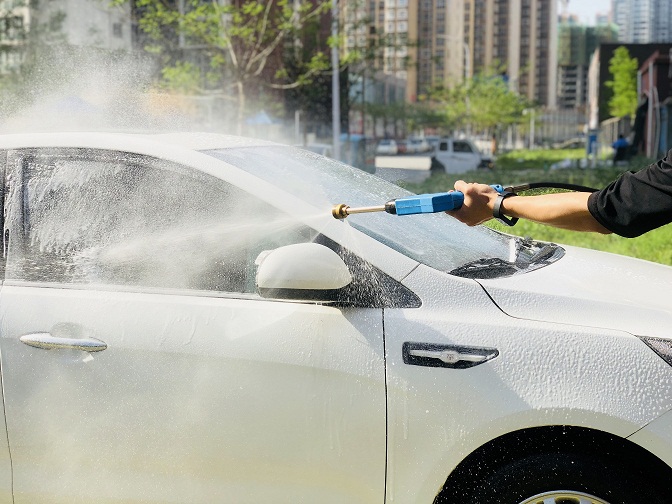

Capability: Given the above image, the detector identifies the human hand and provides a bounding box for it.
[446,180,499,226]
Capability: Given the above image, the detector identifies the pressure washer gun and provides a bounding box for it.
[332,184,507,220]
[331,182,598,222]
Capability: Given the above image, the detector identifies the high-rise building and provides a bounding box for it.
[343,0,562,110]
[558,23,618,110]
[464,0,559,108]
[613,0,672,43]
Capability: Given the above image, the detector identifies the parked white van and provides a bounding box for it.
[433,138,493,173]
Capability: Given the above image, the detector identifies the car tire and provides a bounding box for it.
[460,452,668,504]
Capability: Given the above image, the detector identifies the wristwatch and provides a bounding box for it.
[493,191,519,226]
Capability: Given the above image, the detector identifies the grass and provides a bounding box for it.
[400,148,672,266]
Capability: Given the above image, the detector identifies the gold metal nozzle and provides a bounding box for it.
[332,203,350,219]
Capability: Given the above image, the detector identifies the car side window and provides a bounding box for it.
[439,141,448,151]
[453,141,474,153]
[4,149,312,294]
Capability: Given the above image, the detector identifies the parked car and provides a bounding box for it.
[1,132,671,504]
[375,138,398,155]
[408,137,431,153]
[433,137,493,173]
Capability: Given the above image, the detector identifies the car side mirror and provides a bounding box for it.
[255,243,352,301]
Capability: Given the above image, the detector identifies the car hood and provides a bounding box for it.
[477,245,672,338]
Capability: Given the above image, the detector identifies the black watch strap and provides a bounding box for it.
[493,192,519,226]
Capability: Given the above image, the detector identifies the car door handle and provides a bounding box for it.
[20,332,108,352]
[408,348,487,364]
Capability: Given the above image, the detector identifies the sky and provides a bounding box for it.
[564,0,612,25]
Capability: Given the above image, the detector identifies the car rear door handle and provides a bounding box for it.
[20,332,108,352]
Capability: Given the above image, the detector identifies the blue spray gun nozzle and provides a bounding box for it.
[332,185,506,219]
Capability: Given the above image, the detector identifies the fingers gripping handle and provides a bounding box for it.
[393,185,504,216]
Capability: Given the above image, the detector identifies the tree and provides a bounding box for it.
[428,68,531,134]
[605,46,638,119]
[120,0,332,132]
[467,70,531,131]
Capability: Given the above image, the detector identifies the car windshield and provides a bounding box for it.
[204,145,524,274]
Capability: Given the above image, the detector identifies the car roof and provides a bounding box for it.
[0,131,277,153]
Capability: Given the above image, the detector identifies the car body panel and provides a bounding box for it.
[479,245,672,338]
[0,284,386,503]
[0,404,11,503]
[629,408,672,470]
[386,263,672,503]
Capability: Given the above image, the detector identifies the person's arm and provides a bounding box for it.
[447,180,612,234]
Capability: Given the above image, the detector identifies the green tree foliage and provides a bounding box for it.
[116,0,332,132]
[428,68,531,133]
[605,46,638,119]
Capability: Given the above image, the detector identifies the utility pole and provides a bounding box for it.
[331,1,341,161]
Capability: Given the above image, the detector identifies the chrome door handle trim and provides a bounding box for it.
[403,342,498,369]
[20,332,107,352]
[408,348,487,364]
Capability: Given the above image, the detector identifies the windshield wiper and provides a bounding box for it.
[450,238,564,279]
[449,258,518,279]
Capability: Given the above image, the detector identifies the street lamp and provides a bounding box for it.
[331,0,341,161]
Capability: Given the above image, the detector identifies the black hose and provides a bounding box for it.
[505,182,600,193]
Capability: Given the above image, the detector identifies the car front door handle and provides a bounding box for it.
[20,332,108,352]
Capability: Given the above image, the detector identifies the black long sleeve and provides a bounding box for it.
[587,149,672,238]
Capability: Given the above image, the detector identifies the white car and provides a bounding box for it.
[434,137,492,172]
[0,132,671,504]
[376,138,398,155]
[408,137,431,153]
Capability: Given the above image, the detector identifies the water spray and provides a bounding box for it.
[331,182,599,220]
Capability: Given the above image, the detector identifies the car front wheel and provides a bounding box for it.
[462,452,669,504]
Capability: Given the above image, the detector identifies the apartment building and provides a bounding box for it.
[31,0,132,50]
[404,0,559,108]
[467,0,558,107]
[0,0,29,74]
[613,0,672,43]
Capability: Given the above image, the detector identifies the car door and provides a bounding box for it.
[437,139,472,173]
[0,148,386,504]
[451,140,480,171]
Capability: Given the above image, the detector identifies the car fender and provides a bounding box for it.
[383,264,672,504]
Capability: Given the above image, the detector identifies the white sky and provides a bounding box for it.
[564,0,612,25]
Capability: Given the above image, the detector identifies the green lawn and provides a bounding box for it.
[486,219,672,266]
[401,148,672,266]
